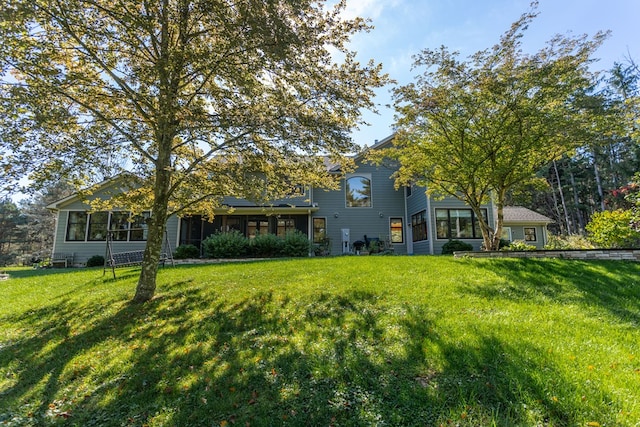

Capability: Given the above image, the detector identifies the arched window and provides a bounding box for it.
[346,175,371,207]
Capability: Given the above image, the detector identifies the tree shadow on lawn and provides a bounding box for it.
[460,258,640,325]
[0,281,617,426]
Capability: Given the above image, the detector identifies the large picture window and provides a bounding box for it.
[436,208,487,239]
[411,210,428,242]
[346,175,371,207]
[65,211,149,242]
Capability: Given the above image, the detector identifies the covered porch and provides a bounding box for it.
[178,206,319,255]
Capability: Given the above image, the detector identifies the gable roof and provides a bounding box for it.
[502,206,553,224]
[329,133,396,172]
[45,173,140,211]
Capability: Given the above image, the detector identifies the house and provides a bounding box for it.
[46,135,552,265]
[501,206,553,249]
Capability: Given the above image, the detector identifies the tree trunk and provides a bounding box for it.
[133,167,171,303]
[133,2,177,303]
[568,170,585,232]
[593,158,606,212]
[490,198,505,251]
[553,160,571,233]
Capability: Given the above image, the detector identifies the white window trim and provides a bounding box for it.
[389,217,404,244]
[345,173,373,208]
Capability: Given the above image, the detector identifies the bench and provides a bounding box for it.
[107,251,168,268]
[51,253,75,268]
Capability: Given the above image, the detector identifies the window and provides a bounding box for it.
[390,218,404,243]
[130,212,150,241]
[435,208,486,239]
[313,218,327,243]
[288,184,306,197]
[524,227,537,242]
[88,212,108,241]
[66,211,88,241]
[501,227,512,242]
[406,184,413,198]
[66,210,149,242]
[247,218,269,239]
[346,174,371,207]
[110,211,130,241]
[411,210,428,242]
[276,218,296,237]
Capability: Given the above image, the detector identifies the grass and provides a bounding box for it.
[0,256,639,426]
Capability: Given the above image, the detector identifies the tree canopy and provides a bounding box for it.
[373,2,614,250]
[0,0,387,301]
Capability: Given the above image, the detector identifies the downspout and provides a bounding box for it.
[308,187,313,256]
[426,193,434,255]
[404,187,412,254]
[50,209,60,259]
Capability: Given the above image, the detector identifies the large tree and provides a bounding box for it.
[373,2,614,250]
[0,0,386,301]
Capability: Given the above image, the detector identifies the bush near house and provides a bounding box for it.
[442,239,474,254]
[586,209,640,248]
[202,231,249,259]
[85,255,105,267]
[502,240,537,251]
[282,230,311,257]
[249,233,285,257]
[544,234,595,250]
[174,244,200,259]
[202,231,311,259]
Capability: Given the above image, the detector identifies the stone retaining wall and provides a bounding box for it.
[454,249,640,261]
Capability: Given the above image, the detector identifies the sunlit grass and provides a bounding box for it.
[1,257,639,426]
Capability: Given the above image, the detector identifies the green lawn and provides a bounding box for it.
[0,256,638,426]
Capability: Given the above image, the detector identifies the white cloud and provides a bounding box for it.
[339,0,402,20]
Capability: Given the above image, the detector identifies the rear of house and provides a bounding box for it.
[46,135,552,265]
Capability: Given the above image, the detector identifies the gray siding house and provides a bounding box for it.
[47,135,551,265]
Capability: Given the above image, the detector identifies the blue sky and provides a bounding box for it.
[342,0,640,147]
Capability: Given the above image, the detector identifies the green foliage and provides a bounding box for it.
[442,239,474,254]
[249,233,284,258]
[0,0,387,302]
[174,244,200,260]
[282,230,311,257]
[586,209,640,248]
[544,234,595,250]
[502,240,537,251]
[625,173,640,231]
[313,237,331,256]
[202,231,249,259]
[85,255,105,267]
[0,257,638,425]
[373,3,611,251]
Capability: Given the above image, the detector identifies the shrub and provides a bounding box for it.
[282,230,311,257]
[544,234,594,250]
[480,238,511,251]
[586,209,640,248]
[502,240,536,251]
[86,255,105,267]
[202,231,249,258]
[250,233,284,257]
[441,239,473,255]
[174,244,200,259]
